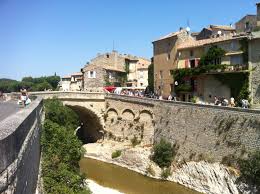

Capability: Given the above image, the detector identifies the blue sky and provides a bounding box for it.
[0,0,258,80]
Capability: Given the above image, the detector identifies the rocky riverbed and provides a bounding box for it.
[83,140,246,194]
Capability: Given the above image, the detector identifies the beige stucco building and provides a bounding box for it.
[59,72,83,91]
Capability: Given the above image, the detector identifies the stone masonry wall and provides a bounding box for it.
[153,101,260,163]
[249,37,260,107]
[0,99,42,194]
[105,95,155,145]
[106,94,260,164]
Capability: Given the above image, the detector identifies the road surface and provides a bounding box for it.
[0,100,21,121]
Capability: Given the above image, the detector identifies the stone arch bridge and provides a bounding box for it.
[29,91,155,144]
[29,91,260,151]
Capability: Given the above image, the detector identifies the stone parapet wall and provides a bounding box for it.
[0,98,43,194]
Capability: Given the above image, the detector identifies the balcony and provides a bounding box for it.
[206,64,249,74]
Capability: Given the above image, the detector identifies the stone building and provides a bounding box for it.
[152,3,260,108]
[81,51,150,91]
[152,29,193,97]
[196,25,236,40]
[176,34,248,102]
[59,72,83,91]
[127,57,150,87]
[235,2,260,32]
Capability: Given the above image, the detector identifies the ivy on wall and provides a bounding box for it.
[239,38,249,64]
[171,45,250,101]
[214,72,250,104]
[171,46,227,81]
[148,63,154,92]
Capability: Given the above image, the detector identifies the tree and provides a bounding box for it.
[42,99,90,193]
[199,45,226,66]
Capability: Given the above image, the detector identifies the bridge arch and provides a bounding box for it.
[122,109,135,121]
[67,105,104,144]
[139,110,154,122]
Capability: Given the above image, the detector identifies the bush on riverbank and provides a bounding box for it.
[112,150,122,159]
[161,167,172,180]
[41,99,90,194]
[239,150,260,190]
[151,139,175,168]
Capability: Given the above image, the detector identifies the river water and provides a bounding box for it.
[79,158,201,194]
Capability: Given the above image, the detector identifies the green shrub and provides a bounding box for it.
[221,154,238,167]
[151,139,175,168]
[239,151,260,189]
[131,136,141,147]
[112,150,122,159]
[161,167,172,179]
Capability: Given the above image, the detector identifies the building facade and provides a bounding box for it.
[235,3,260,32]
[81,51,150,91]
[59,72,83,91]
[152,3,260,107]
[152,29,192,97]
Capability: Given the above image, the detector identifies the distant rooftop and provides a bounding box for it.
[152,30,186,43]
[178,34,247,50]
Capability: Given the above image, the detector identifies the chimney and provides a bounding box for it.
[257,2,260,27]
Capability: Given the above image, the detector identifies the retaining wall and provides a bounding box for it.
[0,98,43,194]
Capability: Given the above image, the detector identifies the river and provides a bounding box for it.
[79,158,201,194]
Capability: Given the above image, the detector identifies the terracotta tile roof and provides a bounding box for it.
[177,34,247,50]
[62,75,71,79]
[210,25,235,31]
[103,66,126,73]
[153,30,183,42]
[71,72,83,76]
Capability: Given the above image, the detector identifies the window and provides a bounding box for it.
[245,22,250,30]
[140,83,143,86]
[190,50,194,57]
[108,72,113,79]
[139,70,144,78]
[170,84,174,92]
[167,53,171,61]
[106,54,109,58]
[159,70,163,79]
[190,59,195,68]
[230,55,243,65]
[214,58,222,65]
[88,71,96,78]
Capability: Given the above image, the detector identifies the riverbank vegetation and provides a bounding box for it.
[151,139,176,168]
[41,99,90,194]
[0,75,60,93]
[111,150,122,159]
[239,150,260,190]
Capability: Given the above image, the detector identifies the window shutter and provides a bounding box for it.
[93,71,96,78]
[195,59,200,67]
[185,60,189,68]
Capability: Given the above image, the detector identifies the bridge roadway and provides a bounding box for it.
[0,100,21,121]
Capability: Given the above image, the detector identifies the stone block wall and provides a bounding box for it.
[105,95,155,145]
[249,37,260,107]
[153,101,260,163]
[106,94,260,164]
[0,99,42,194]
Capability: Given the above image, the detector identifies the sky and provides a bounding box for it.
[0,0,259,80]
